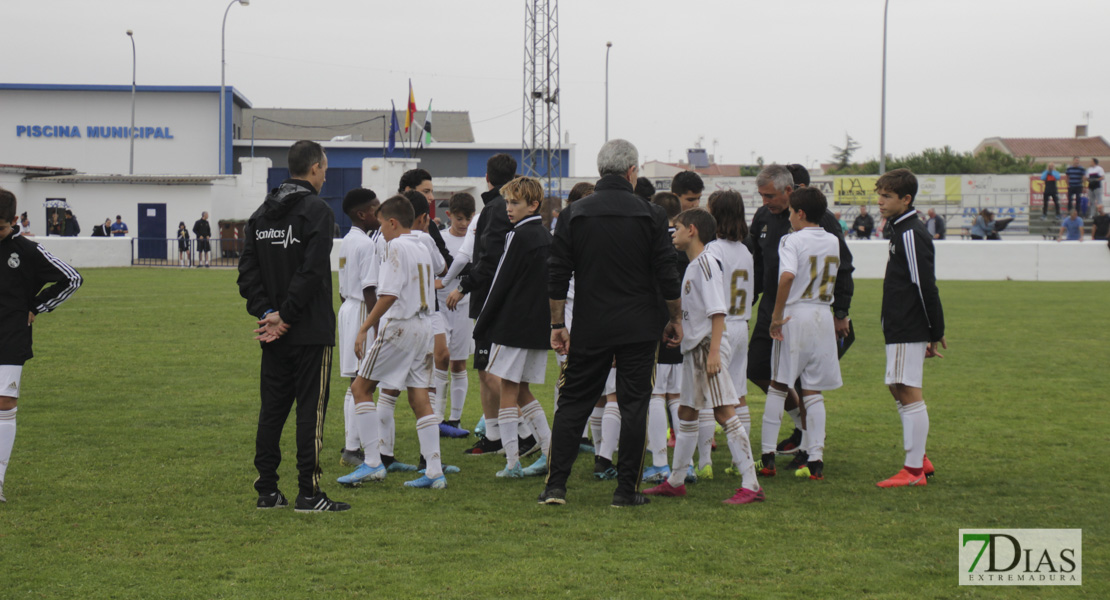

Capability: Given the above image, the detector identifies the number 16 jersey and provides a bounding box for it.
[778,227,840,308]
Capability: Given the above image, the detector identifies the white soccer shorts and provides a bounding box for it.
[652,363,682,396]
[358,316,434,390]
[337,298,368,378]
[885,342,927,388]
[680,338,739,409]
[430,311,448,336]
[0,365,22,399]
[725,319,749,398]
[771,304,842,391]
[487,345,547,384]
[444,309,474,361]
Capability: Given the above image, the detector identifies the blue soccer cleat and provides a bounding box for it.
[684,465,698,484]
[386,460,419,473]
[439,422,470,438]
[404,474,447,489]
[642,465,671,483]
[522,455,548,477]
[473,415,486,438]
[337,462,387,487]
[496,462,525,478]
[419,465,461,475]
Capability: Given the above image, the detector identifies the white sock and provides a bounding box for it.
[377,392,398,457]
[902,402,929,469]
[697,409,715,468]
[666,397,680,434]
[736,404,752,437]
[449,371,468,421]
[589,406,605,447]
[599,403,621,461]
[762,387,787,454]
[518,410,534,440]
[803,395,826,462]
[786,407,802,430]
[433,369,450,419]
[666,419,698,488]
[343,386,360,451]
[647,396,669,467]
[415,415,443,478]
[520,401,551,457]
[353,402,381,467]
[724,415,758,491]
[0,408,15,486]
[486,416,501,442]
[498,408,520,468]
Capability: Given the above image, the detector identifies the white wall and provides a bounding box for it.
[846,240,1110,281]
[32,237,132,267]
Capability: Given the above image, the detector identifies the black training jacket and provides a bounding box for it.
[882,209,945,344]
[473,216,551,350]
[0,228,83,365]
[549,175,679,348]
[237,179,335,347]
[460,186,512,320]
[193,218,211,239]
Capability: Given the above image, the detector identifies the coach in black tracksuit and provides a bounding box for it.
[237,141,344,511]
[542,139,681,508]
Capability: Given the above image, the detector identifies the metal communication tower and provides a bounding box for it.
[522,0,561,198]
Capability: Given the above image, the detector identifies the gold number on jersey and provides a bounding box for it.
[417,264,428,311]
[800,256,840,301]
[728,269,749,316]
[801,256,820,299]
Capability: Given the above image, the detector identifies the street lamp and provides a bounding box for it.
[127,30,136,175]
[221,0,249,175]
[879,0,889,175]
[605,41,612,143]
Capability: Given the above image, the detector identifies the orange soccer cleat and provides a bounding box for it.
[923,455,935,478]
[876,468,927,488]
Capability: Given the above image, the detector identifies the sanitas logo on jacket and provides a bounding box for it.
[255,225,301,248]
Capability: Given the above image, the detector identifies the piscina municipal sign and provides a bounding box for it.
[15,125,175,139]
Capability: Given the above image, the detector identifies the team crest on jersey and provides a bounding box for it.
[684,280,692,295]
[7,252,18,268]
[889,242,896,255]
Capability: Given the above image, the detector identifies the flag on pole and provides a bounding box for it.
[421,99,434,146]
[388,101,400,153]
[405,80,416,133]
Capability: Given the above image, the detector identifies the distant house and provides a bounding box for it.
[974,131,1110,166]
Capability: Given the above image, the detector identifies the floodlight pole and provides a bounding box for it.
[221,0,249,175]
[127,30,136,175]
[879,0,889,175]
[605,41,612,142]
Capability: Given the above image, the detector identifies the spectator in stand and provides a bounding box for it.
[110,215,129,237]
[970,209,997,240]
[1058,209,1084,242]
[926,208,946,240]
[19,213,33,237]
[835,211,848,233]
[92,218,111,237]
[1065,157,1087,216]
[852,205,874,239]
[1091,204,1109,241]
[47,212,63,236]
[1086,158,1104,210]
[62,210,80,237]
[1040,163,1062,219]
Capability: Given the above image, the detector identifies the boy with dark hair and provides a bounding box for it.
[767,187,843,482]
[874,169,944,488]
[435,192,476,433]
[651,191,681,221]
[337,188,379,468]
[0,188,83,503]
[474,176,553,478]
[643,208,762,504]
[671,171,705,212]
[566,182,595,203]
[634,177,656,201]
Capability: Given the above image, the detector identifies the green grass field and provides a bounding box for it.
[2,268,1106,598]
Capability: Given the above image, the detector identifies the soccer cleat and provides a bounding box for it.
[464,437,503,455]
[537,487,567,505]
[578,437,595,454]
[404,474,447,489]
[723,486,765,505]
[725,465,741,476]
[256,491,288,509]
[340,448,365,467]
[473,415,486,438]
[667,428,676,449]
[294,492,351,513]
[519,435,540,458]
[418,465,461,475]
[923,455,935,478]
[696,463,714,480]
[684,465,698,484]
[643,480,686,497]
[337,462,387,487]
[522,455,548,477]
[611,492,651,508]
[593,456,618,480]
[445,419,470,435]
[386,460,418,472]
[439,422,470,438]
[642,465,671,483]
[795,460,823,480]
[876,468,927,488]
[785,451,809,472]
[496,462,525,478]
[758,453,776,477]
[776,428,804,455]
[711,437,717,451]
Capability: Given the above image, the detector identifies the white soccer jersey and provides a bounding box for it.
[365,230,387,288]
[680,250,727,353]
[413,229,446,277]
[778,227,840,307]
[437,227,469,309]
[459,211,480,259]
[378,232,436,321]
[338,226,374,301]
[706,239,754,323]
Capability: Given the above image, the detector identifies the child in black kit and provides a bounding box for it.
[473,176,554,479]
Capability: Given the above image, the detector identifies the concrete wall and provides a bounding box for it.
[845,239,1110,281]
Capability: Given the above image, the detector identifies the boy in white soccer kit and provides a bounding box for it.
[643,208,762,505]
[336,189,379,468]
[434,193,476,434]
[338,196,447,489]
[768,187,842,481]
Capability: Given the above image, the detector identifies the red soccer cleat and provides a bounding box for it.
[643,480,686,497]
[876,468,927,488]
[723,486,765,505]
[923,455,935,478]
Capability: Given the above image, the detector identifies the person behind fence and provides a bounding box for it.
[852,205,874,239]
[193,211,212,268]
[1065,157,1087,216]
[176,222,191,267]
[19,213,33,237]
[1040,163,1062,219]
[1092,204,1109,242]
[1057,209,1084,242]
[92,218,110,237]
[1087,158,1104,210]
[969,209,996,240]
[111,215,128,237]
[48,212,62,236]
[926,208,946,240]
[63,210,80,237]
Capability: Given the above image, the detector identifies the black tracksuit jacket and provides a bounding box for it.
[882,209,945,344]
[473,215,551,350]
[459,186,512,320]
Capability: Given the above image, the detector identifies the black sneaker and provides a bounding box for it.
[519,435,539,457]
[256,491,288,509]
[611,492,651,508]
[464,436,504,455]
[537,487,567,505]
[593,456,618,480]
[803,460,824,480]
[340,448,365,467]
[776,428,804,455]
[757,452,776,477]
[294,492,351,513]
[785,451,809,472]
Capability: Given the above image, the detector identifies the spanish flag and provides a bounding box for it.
[405,80,416,133]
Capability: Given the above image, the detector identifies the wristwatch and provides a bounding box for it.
[833,309,849,320]
[551,323,566,330]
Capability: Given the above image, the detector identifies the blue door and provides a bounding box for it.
[137,203,167,259]
[267,167,362,237]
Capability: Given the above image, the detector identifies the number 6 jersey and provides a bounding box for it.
[778,227,840,308]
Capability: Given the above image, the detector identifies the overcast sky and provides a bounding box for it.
[5,0,1109,176]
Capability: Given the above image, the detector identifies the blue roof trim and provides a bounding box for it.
[0,83,252,108]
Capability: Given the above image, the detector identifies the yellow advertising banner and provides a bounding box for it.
[835,175,963,204]
[834,176,879,205]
